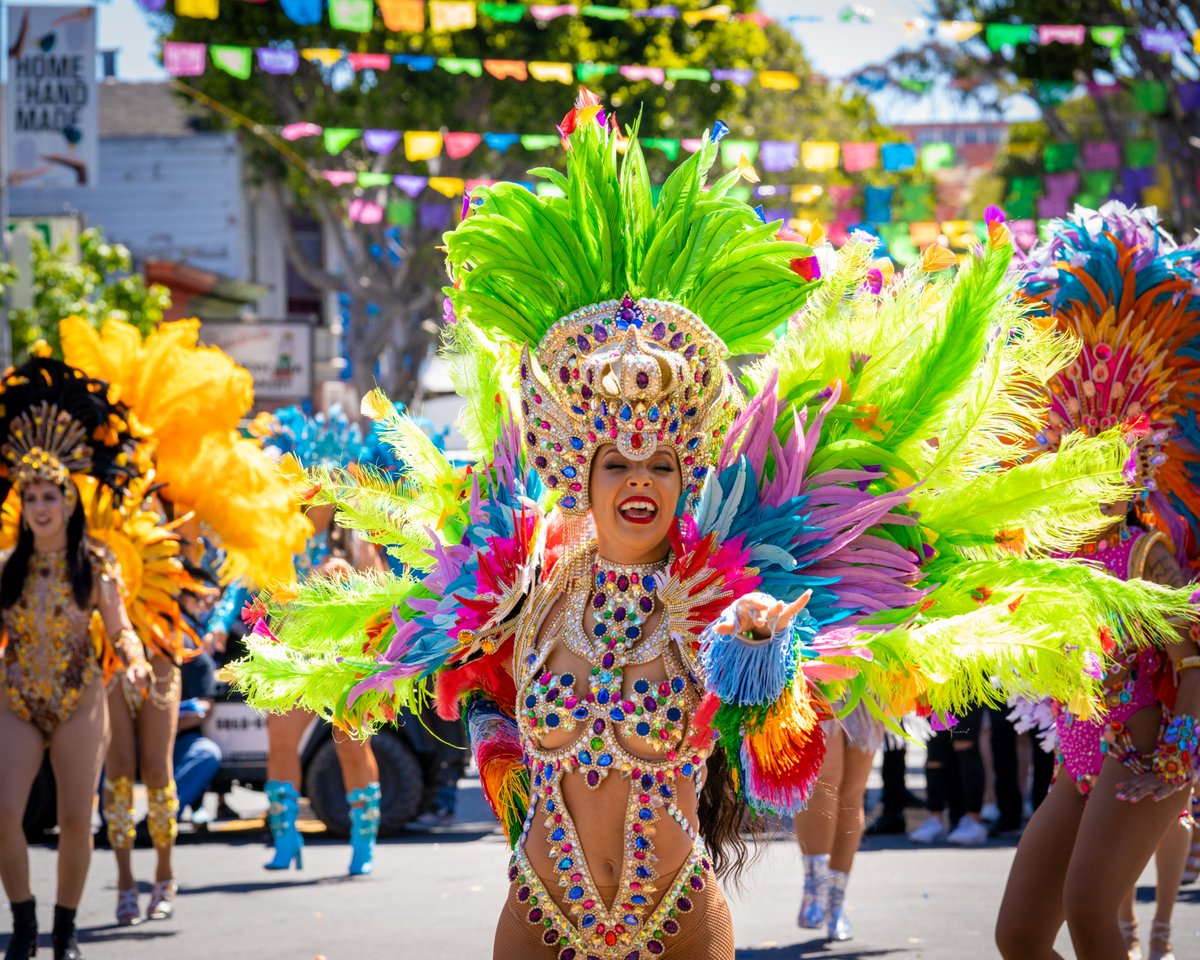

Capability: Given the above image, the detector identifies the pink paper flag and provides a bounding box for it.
[680,139,705,154]
[530,4,576,20]
[322,171,357,186]
[619,65,666,85]
[1039,24,1085,45]
[349,199,384,224]
[444,132,483,159]
[841,142,879,172]
[163,42,207,77]
[281,122,323,141]
[349,53,391,71]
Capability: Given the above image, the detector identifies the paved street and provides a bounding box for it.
[8,777,1198,960]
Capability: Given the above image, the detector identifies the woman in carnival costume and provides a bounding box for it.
[253,406,387,876]
[231,97,1199,960]
[0,356,150,960]
[996,203,1200,960]
[56,316,310,923]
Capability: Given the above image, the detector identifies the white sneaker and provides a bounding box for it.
[980,802,1001,824]
[908,816,947,844]
[946,816,989,847]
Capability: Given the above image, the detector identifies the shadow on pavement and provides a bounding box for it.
[737,943,906,959]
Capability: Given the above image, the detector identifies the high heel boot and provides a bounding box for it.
[4,898,37,960]
[263,780,304,871]
[826,869,853,942]
[1148,919,1175,960]
[50,905,81,960]
[797,853,828,929]
[347,781,381,876]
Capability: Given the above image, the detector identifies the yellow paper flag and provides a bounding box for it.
[759,70,801,91]
[937,20,982,42]
[528,61,574,84]
[404,131,444,161]
[429,0,476,31]
[801,141,839,172]
[175,0,218,18]
[428,176,466,198]
[302,48,343,66]
[682,4,730,24]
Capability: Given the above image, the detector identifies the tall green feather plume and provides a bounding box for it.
[445,104,817,355]
[442,322,515,463]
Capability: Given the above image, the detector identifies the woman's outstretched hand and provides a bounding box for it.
[1115,773,1191,804]
[715,591,813,643]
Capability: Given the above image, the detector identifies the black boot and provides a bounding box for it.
[4,898,37,960]
[50,906,80,960]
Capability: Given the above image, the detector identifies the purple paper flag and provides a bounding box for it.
[759,141,799,172]
[762,208,791,224]
[418,204,453,230]
[634,5,679,17]
[1179,82,1200,113]
[1122,167,1156,193]
[138,0,167,10]
[393,175,428,197]
[1082,141,1119,170]
[1043,172,1079,198]
[1140,28,1189,55]
[711,68,754,86]
[257,47,300,75]
[364,129,402,155]
[1037,194,1070,219]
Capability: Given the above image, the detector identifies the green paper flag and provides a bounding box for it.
[1083,170,1115,195]
[386,200,415,226]
[1132,80,1169,115]
[1124,139,1158,168]
[666,67,711,82]
[720,139,759,167]
[1043,142,1078,173]
[211,45,252,79]
[581,4,630,19]
[324,128,362,154]
[878,223,918,264]
[920,142,955,171]
[985,23,1035,50]
[357,172,394,187]
[642,138,681,161]
[329,0,373,31]
[520,134,560,151]
[439,57,483,76]
[480,2,525,21]
[1035,81,1075,107]
[898,78,934,94]
[576,63,617,82]
[897,182,934,219]
[1090,26,1126,49]
[1007,175,1041,198]
[1005,193,1036,220]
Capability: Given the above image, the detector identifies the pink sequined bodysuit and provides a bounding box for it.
[1053,529,1164,793]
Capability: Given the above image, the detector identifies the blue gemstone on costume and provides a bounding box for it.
[578,750,592,765]
[582,915,596,928]
[638,808,653,821]
[641,775,654,789]
[610,709,625,722]
[636,722,650,736]
[635,836,649,850]
[598,753,613,767]
[625,627,639,640]
[620,404,632,421]
[667,707,682,722]
[631,895,647,905]
[693,467,706,479]
[597,689,610,704]
[573,707,589,720]
[624,914,638,925]
[687,437,700,449]
[681,763,693,776]
[636,865,652,878]
[561,673,575,687]
[571,405,585,415]
[634,679,650,694]
[594,417,605,430]
[563,466,577,478]
[671,677,685,693]
[558,858,573,870]
[526,695,537,708]
[562,496,576,509]
[570,437,583,450]
[568,886,584,900]
[546,799,556,811]
[546,713,560,727]
[600,671,612,683]
[648,407,660,422]
[594,623,607,636]
[551,828,565,841]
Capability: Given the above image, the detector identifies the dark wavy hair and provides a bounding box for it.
[698,747,765,885]
[0,491,93,610]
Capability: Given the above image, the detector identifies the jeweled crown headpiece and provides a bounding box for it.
[1020,202,1200,549]
[0,356,141,509]
[445,90,819,513]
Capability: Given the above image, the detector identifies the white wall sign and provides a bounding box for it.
[5,6,99,188]
[201,322,313,403]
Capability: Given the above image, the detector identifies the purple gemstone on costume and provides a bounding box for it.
[614,608,627,622]
[594,326,608,344]
[644,697,657,711]
[676,897,693,912]
[517,886,531,901]
[529,907,543,923]
[594,593,606,609]
[662,919,680,935]
[669,332,685,349]
[636,371,649,389]
[577,336,591,353]
[581,384,593,399]
[593,719,606,734]
[547,475,559,486]
[586,770,600,786]
[535,456,548,468]
[559,366,570,383]
[546,688,559,701]
[690,875,703,890]
[559,950,577,960]
[617,574,630,591]
[509,865,519,881]
[648,941,664,954]
[639,596,653,613]
[625,952,640,960]
[684,344,697,358]
[544,929,560,945]
[651,321,666,340]
[602,652,615,668]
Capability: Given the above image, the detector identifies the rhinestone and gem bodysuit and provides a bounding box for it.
[1053,529,1166,794]
[510,550,715,960]
[1,548,106,738]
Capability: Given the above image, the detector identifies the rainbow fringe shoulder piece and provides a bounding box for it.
[228,105,1200,831]
[60,317,312,588]
[1017,201,1200,562]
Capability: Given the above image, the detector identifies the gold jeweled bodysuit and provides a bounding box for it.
[510,549,714,960]
[1,548,105,737]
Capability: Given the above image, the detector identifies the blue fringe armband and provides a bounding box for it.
[700,593,817,706]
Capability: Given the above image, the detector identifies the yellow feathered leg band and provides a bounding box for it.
[104,776,137,851]
[147,780,179,847]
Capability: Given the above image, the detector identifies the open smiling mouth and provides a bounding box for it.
[618,497,659,524]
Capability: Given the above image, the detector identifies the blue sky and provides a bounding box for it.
[13,0,1034,122]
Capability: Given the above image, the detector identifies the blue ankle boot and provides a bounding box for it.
[347,781,381,876]
[263,780,304,871]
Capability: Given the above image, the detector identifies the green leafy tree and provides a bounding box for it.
[158,1,894,402]
[0,228,171,361]
[881,1,1200,231]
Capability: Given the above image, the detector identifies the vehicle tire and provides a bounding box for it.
[305,733,424,838]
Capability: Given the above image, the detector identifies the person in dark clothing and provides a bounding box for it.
[173,650,222,817]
